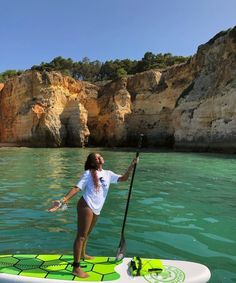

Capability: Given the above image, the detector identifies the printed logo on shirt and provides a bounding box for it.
[99,177,108,190]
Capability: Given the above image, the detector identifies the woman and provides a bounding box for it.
[48,152,138,278]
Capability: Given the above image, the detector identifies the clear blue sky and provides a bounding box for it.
[0,0,235,72]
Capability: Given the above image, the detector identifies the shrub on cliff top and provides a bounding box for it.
[0,70,23,83]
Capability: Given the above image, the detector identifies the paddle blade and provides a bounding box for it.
[116,236,126,261]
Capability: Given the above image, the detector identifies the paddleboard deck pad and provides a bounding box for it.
[0,254,211,283]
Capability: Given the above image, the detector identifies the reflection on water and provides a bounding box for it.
[0,148,236,282]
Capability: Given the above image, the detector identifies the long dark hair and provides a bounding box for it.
[85,153,99,191]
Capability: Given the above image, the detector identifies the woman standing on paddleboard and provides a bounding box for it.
[48,152,138,278]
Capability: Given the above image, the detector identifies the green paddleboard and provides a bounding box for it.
[0,254,211,283]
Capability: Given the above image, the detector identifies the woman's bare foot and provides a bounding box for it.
[72,266,89,278]
[82,254,94,260]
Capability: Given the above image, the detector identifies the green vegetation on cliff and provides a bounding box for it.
[0,52,189,83]
[0,70,23,83]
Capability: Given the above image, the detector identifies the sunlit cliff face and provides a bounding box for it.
[0,27,236,152]
[0,83,4,92]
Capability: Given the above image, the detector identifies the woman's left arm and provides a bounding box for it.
[118,157,139,182]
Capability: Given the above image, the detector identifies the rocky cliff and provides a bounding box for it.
[172,27,236,151]
[0,26,235,152]
[0,72,98,147]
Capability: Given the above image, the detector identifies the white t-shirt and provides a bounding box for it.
[76,169,121,215]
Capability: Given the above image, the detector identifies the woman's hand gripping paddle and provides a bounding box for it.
[116,134,143,260]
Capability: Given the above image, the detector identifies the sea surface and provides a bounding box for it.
[0,147,235,282]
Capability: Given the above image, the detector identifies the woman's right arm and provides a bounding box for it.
[47,186,80,212]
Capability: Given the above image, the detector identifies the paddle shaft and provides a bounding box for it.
[120,134,143,237]
[116,134,143,260]
[120,151,139,236]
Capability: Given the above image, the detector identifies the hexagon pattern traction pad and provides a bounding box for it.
[0,254,121,281]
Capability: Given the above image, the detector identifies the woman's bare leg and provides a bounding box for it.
[81,213,98,259]
[73,198,94,278]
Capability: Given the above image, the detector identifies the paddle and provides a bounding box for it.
[116,134,144,260]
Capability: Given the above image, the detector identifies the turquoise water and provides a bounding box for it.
[0,148,235,282]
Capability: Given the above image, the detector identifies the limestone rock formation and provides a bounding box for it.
[172,27,236,151]
[0,83,4,92]
[0,71,98,147]
[93,26,236,151]
[0,26,235,152]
